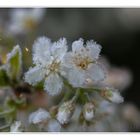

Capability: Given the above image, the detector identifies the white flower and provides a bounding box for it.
[63,38,105,87]
[29,108,50,124]
[9,9,45,34]
[47,119,61,132]
[10,121,23,132]
[101,88,124,104]
[25,36,68,95]
[83,102,95,121]
[57,101,75,125]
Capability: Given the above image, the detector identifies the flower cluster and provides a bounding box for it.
[25,37,105,95]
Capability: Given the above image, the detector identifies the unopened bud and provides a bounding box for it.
[57,100,75,125]
[29,108,51,125]
[83,102,95,121]
[101,88,124,103]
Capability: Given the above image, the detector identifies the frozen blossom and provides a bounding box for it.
[63,38,105,87]
[9,9,45,34]
[25,36,68,95]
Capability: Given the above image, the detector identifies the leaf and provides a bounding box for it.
[0,67,10,87]
[6,45,22,81]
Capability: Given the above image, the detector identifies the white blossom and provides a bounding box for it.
[57,101,75,125]
[29,108,50,124]
[25,36,68,95]
[10,121,23,132]
[47,119,61,132]
[83,102,95,121]
[63,38,105,87]
[9,9,45,34]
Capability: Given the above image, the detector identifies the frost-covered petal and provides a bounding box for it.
[67,68,86,87]
[87,63,105,82]
[33,37,52,65]
[63,52,74,69]
[86,40,101,60]
[51,38,68,60]
[24,66,46,85]
[47,119,61,132]
[72,38,84,52]
[44,73,63,95]
[29,108,50,124]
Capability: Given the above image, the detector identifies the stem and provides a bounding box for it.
[0,124,10,131]
[71,88,81,103]
[0,107,15,118]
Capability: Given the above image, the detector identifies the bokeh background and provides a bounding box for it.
[0,8,140,131]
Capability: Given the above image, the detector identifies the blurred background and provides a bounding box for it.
[0,8,140,131]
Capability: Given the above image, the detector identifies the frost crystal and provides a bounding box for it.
[25,36,68,95]
[63,38,105,87]
[29,108,50,124]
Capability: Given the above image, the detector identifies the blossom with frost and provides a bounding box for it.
[47,119,61,132]
[10,121,23,132]
[101,88,124,104]
[9,9,45,34]
[25,36,68,95]
[63,38,105,87]
[29,108,50,124]
[57,101,75,124]
[83,102,95,121]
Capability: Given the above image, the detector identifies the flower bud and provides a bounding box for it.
[29,108,51,125]
[57,100,75,125]
[83,102,95,121]
[47,119,61,132]
[101,88,124,103]
[10,121,24,132]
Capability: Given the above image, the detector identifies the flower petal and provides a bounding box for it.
[33,37,52,65]
[24,66,45,85]
[51,38,68,60]
[87,64,105,82]
[44,73,63,95]
[86,40,101,60]
[72,38,84,52]
[67,68,86,87]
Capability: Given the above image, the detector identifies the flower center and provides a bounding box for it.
[73,54,93,70]
[48,60,60,73]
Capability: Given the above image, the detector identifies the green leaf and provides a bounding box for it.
[0,67,10,87]
[6,45,22,81]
